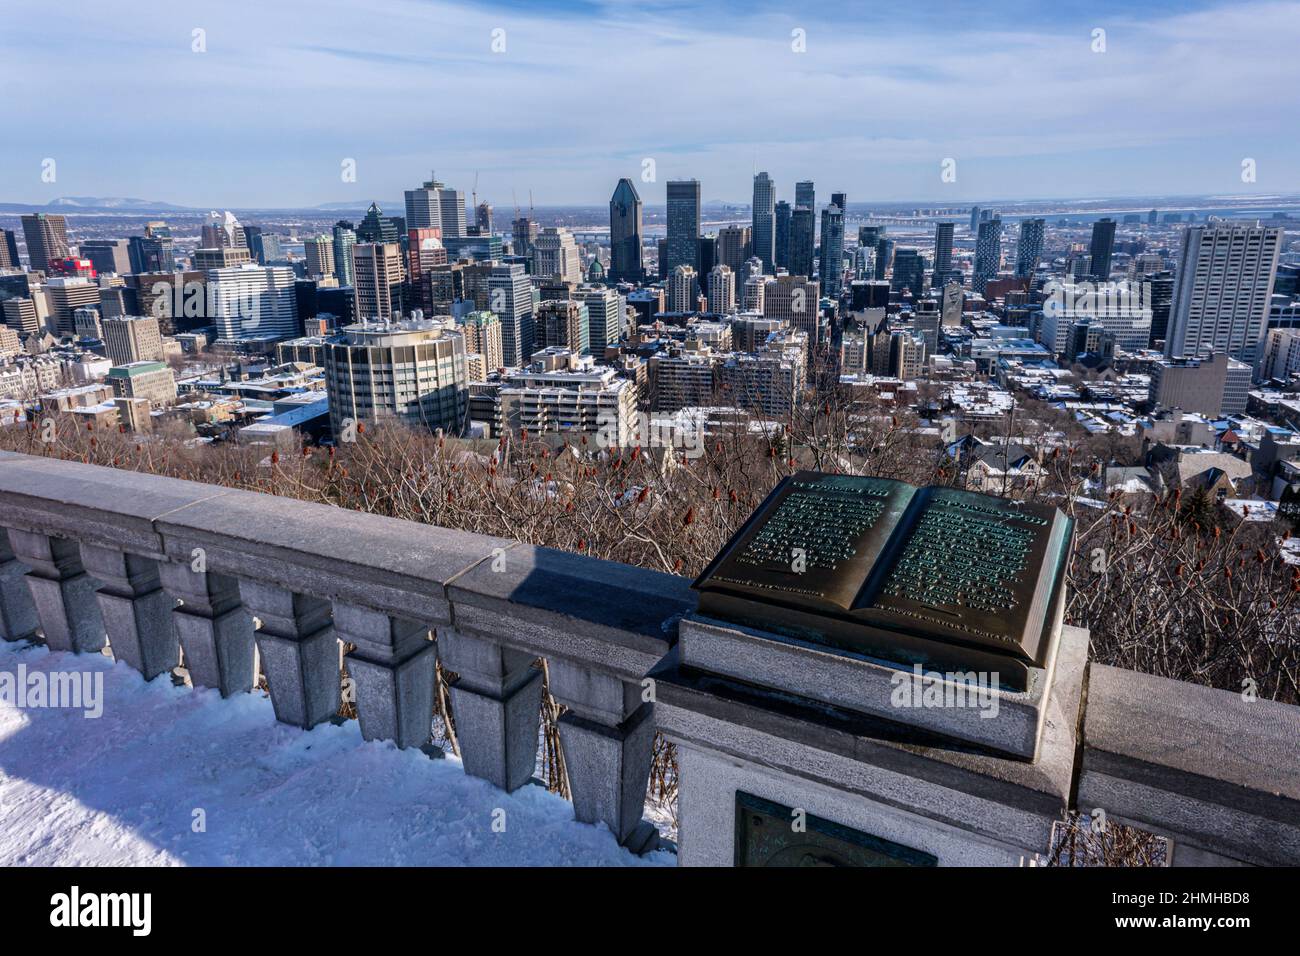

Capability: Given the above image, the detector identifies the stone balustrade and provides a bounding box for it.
[0,449,1295,865]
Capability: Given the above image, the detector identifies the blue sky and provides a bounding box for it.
[2,0,1298,207]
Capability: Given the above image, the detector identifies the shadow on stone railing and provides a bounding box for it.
[0,451,690,854]
[0,450,1295,866]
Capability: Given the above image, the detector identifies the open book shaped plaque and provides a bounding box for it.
[692,471,1074,691]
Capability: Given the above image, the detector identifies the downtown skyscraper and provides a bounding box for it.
[819,199,845,296]
[666,180,701,275]
[608,178,644,283]
[1015,218,1045,277]
[752,172,776,273]
[20,213,69,271]
[404,176,466,239]
[973,216,1003,295]
[1166,223,1282,362]
[1089,218,1116,280]
[932,221,955,281]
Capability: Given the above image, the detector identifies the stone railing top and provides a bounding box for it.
[0,452,691,680]
[1083,663,1300,809]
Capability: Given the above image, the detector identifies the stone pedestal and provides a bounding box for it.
[439,627,542,792]
[333,602,436,750]
[239,580,338,729]
[159,562,255,697]
[654,621,1090,867]
[547,657,657,851]
[0,536,38,642]
[79,543,177,680]
[6,529,104,654]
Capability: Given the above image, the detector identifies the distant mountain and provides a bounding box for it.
[0,196,194,213]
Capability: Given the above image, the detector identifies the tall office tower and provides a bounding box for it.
[774,201,792,269]
[325,318,468,435]
[21,213,69,271]
[250,230,283,265]
[358,203,400,243]
[465,260,534,366]
[475,202,494,235]
[819,202,845,296]
[1089,218,1117,280]
[831,192,847,215]
[698,235,716,280]
[969,206,981,231]
[536,299,589,354]
[103,315,164,365]
[0,230,19,269]
[532,227,582,284]
[1166,223,1282,362]
[207,264,298,340]
[932,222,954,277]
[669,265,698,313]
[891,249,926,296]
[80,239,132,276]
[751,172,776,272]
[666,180,702,274]
[795,181,815,213]
[304,236,336,277]
[576,286,623,354]
[1147,209,1159,226]
[201,211,247,249]
[332,223,357,287]
[1015,218,1046,277]
[608,178,644,283]
[789,208,815,277]
[972,217,1003,295]
[874,238,894,281]
[1146,270,1174,347]
[351,242,406,323]
[404,175,466,239]
[717,225,751,274]
[511,217,538,260]
[707,265,736,314]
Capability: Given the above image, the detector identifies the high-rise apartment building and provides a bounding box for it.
[465,261,534,366]
[707,265,736,314]
[608,178,644,283]
[1015,219,1046,278]
[973,217,1003,295]
[536,299,588,355]
[819,202,845,296]
[332,223,357,287]
[717,225,751,275]
[458,310,504,374]
[669,265,698,314]
[751,172,776,272]
[44,277,100,337]
[1166,223,1282,362]
[790,208,815,278]
[576,286,623,354]
[932,222,955,280]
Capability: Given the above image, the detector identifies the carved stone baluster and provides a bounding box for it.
[333,602,436,749]
[238,580,338,728]
[6,529,104,654]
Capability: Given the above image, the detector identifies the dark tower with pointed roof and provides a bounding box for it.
[608,178,644,284]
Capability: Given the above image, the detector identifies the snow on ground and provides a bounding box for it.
[0,640,672,867]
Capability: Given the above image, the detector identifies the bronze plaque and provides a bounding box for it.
[735,792,937,867]
[693,472,1073,688]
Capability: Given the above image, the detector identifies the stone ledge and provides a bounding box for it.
[447,543,691,679]
[1080,663,1300,865]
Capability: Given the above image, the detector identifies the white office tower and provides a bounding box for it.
[532,228,583,284]
[207,264,297,340]
[403,175,467,238]
[708,265,736,314]
[1166,223,1282,363]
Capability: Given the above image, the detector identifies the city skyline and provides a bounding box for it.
[3,0,1299,208]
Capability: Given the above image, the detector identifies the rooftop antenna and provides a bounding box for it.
[472,170,480,210]
[529,189,534,215]
[512,188,520,218]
